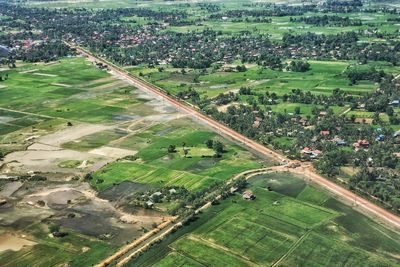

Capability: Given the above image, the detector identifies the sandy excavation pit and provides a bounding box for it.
[2,148,110,174]
[0,233,36,252]
[0,180,168,246]
[24,188,86,209]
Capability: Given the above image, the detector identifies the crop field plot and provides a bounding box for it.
[91,130,264,191]
[89,114,266,192]
[172,237,249,267]
[0,57,150,124]
[134,130,216,162]
[0,110,45,136]
[267,103,349,116]
[238,60,384,96]
[153,252,203,267]
[0,57,160,157]
[204,217,296,265]
[62,128,128,151]
[280,232,395,267]
[166,11,400,40]
[148,189,338,266]
[347,110,392,122]
[250,172,306,197]
[0,223,115,267]
[91,161,219,191]
[296,186,330,205]
[265,197,337,229]
[320,198,400,260]
[134,60,385,103]
[346,109,400,131]
[145,172,400,267]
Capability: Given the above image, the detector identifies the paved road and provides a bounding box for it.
[69,44,400,232]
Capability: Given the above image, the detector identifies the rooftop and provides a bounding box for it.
[0,45,9,58]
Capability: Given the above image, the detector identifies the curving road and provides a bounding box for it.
[68,43,400,233]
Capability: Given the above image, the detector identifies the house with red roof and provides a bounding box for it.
[320,130,330,136]
[353,139,369,150]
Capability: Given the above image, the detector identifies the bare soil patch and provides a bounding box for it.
[38,124,113,147]
[28,143,62,151]
[91,80,127,91]
[50,83,71,88]
[24,187,86,209]
[3,148,109,174]
[19,69,38,74]
[89,146,136,158]
[0,233,36,252]
[82,76,115,87]
[217,102,240,112]
[32,72,58,77]
[0,181,23,198]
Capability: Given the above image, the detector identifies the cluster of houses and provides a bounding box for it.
[252,115,263,128]
[145,188,177,208]
[0,38,45,58]
[352,139,370,150]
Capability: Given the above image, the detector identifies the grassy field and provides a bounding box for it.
[268,102,348,116]
[133,172,400,267]
[0,225,115,267]
[24,1,400,40]
[167,11,400,39]
[0,57,147,123]
[25,0,304,9]
[91,118,265,191]
[347,110,390,122]
[131,60,389,101]
[92,161,216,191]
[0,57,150,156]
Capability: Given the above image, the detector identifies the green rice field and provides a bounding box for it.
[130,60,394,100]
[91,120,265,191]
[131,172,400,267]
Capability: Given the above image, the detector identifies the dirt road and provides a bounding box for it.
[69,44,400,231]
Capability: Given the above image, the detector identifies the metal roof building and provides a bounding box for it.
[0,45,9,58]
